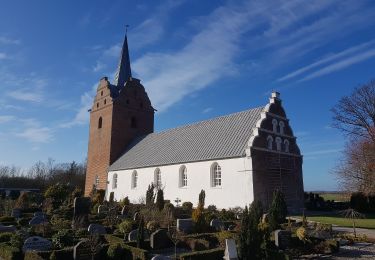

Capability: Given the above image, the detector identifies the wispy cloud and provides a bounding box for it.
[0,115,15,124]
[7,89,44,102]
[16,127,53,143]
[0,36,20,45]
[0,53,7,60]
[304,148,342,156]
[202,107,213,114]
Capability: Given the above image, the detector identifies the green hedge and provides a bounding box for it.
[0,232,13,243]
[0,216,15,222]
[49,247,74,260]
[179,248,224,260]
[105,242,149,260]
[0,243,22,260]
[24,251,51,260]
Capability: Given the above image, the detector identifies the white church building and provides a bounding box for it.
[84,33,304,212]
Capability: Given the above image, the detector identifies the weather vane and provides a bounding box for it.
[125,24,129,35]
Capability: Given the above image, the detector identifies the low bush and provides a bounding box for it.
[146,220,160,233]
[182,202,193,211]
[49,247,74,260]
[0,232,13,243]
[0,243,22,260]
[0,216,15,222]
[118,219,134,234]
[52,229,74,249]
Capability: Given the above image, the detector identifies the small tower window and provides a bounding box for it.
[276,137,282,151]
[97,103,99,108]
[112,174,118,189]
[154,168,161,188]
[131,117,137,128]
[101,91,103,96]
[272,119,278,133]
[98,117,103,129]
[211,163,222,187]
[284,139,290,153]
[267,135,273,150]
[104,99,106,105]
[279,121,285,135]
[179,165,188,187]
[131,171,138,189]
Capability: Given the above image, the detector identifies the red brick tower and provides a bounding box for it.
[84,34,154,196]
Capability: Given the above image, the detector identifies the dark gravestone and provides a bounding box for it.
[227,224,236,231]
[11,208,21,218]
[22,236,52,252]
[29,215,48,226]
[151,256,172,260]
[128,229,138,242]
[121,206,129,216]
[133,212,140,222]
[73,197,91,228]
[33,211,44,217]
[210,218,224,231]
[0,224,17,233]
[177,218,193,233]
[274,230,291,249]
[150,229,173,249]
[224,239,238,260]
[88,224,106,235]
[97,205,108,215]
[73,240,92,260]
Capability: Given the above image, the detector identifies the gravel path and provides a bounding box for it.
[325,242,375,259]
[332,226,375,240]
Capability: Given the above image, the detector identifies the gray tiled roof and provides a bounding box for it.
[109,106,264,171]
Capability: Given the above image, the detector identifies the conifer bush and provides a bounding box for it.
[268,190,288,231]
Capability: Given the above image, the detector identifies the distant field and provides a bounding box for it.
[294,212,375,229]
[319,192,350,202]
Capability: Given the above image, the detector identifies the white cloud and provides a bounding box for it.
[0,36,20,45]
[16,127,53,143]
[0,53,7,59]
[304,148,342,156]
[0,115,15,123]
[202,107,213,114]
[7,89,43,102]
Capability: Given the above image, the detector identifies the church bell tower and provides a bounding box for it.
[84,33,154,195]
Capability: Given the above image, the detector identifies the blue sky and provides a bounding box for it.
[1,0,375,191]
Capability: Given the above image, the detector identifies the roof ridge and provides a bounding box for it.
[154,106,264,135]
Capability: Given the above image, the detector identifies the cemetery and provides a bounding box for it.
[1,183,369,260]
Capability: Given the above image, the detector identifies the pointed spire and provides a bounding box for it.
[114,27,132,88]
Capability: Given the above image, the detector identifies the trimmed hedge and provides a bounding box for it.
[0,232,13,243]
[24,251,51,260]
[49,247,74,260]
[0,243,22,260]
[179,248,224,260]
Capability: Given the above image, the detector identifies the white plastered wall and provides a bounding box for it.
[106,157,254,209]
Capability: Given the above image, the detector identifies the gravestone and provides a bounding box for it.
[261,213,269,223]
[224,239,238,260]
[73,240,92,260]
[33,211,44,217]
[133,212,140,222]
[177,218,193,233]
[22,236,52,252]
[150,229,173,249]
[88,224,106,235]
[210,218,224,231]
[29,215,48,226]
[97,205,108,214]
[274,230,291,249]
[128,229,138,242]
[227,224,236,231]
[0,224,17,233]
[121,206,129,216]
[73,197,91,228]
[11,208,21,218]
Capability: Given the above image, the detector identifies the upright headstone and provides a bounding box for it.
[261,213,269,223]
[88,224,106,235]
[11,208,21,219]
[128,229,138,242]
[151,256,172,260]
[0,224,17,233]
[210,218,224,231]
[150,229,173,249]
[224,239,238,260]
[133,212,140,222]
[274,230,291,249]
[121,206,129,216]
[33,211,44,217]
[73,197,91,228]
[73,240,92,260]
[177,218,193,233]
[29,215,48,226]
[97,205,108,215]
[22,236,52,252]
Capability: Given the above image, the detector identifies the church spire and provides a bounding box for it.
[114,28,132,88]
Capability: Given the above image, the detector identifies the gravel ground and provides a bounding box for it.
[321,242,375,259]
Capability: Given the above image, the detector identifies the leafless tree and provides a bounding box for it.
[332,80,375,194]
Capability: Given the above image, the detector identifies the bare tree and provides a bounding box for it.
[332,80,375,194]
[331,80,375,142]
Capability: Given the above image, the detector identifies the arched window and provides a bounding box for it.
[279,121,285,135]
[112,174,118,189]
[267,135,273,150]
[98,117,103,129]
[179,166,187,187]
[154,168,161,188]
[211,163,222,187]
[131,117,137,128]
[284,139,289,153]
[95,175,99,187]
[272,119,278,133]
[131,171,138,189]
[276,137,282,151]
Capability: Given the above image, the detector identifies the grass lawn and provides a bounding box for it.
[294,212,375,229]
[319,192,350,202]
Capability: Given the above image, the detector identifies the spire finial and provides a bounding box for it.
[125,24,129,35]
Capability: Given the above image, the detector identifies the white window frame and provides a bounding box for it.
[267,135,273,150]
[95,175,99,187]
[272,119,278,133]
[131,170,138,189]
[154,168,161,188]
[179,165,188,188]
[276,137,282,151]
[279,121,285,135]
[211,163,222,187]
[284,139,290,153]
[112,174,118,189]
